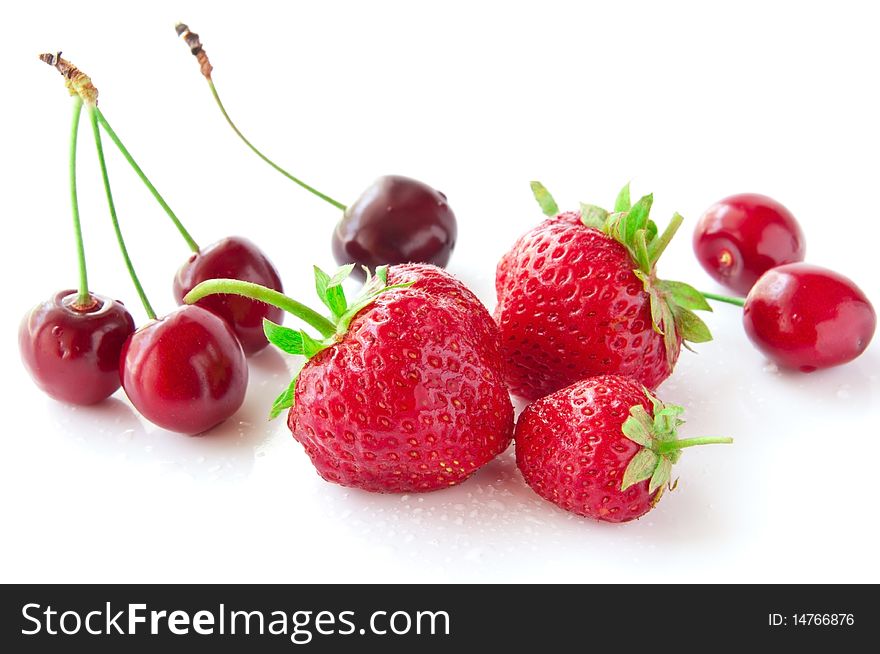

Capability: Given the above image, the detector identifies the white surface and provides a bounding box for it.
[2,0,878,583]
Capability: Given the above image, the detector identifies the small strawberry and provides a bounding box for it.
[495,182,713,400]
[515,374,731,523]
[184,263,514,493]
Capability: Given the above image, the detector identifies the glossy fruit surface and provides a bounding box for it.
[288,264,512,493]
[515,375,658,522]
[120,305,247,434]
[495,212,678,400]
[743,263,875,372]
[694,193,805,295]
[19,290,135,405]
[331,176,457,276]
[173,236,283,355]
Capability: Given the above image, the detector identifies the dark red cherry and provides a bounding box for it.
[19,290,136,405]
[743,263,876,372]
[331,175,457,277]
[120,304,247,434]
[694,193,805,295]
[173,236,283,355]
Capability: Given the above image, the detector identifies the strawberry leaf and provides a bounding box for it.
[299,329,326,358]
[648,456,672,494]
[672,305,713,343]
[622,408,654,447]
[632,230,651,275]
[329,263,356,287]
[314,265,350,319]
[656,280,712,312]
[614,182,631,213]
[530,181,559,217]
[269,377,297,420]
[579,203,607,229]
[263,319,305,355]
[623,194,654,244]
[621,448,660,490]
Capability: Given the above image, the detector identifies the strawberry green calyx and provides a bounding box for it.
[183,265,412,418]
[620,390,732,494]
[529,181,714,365]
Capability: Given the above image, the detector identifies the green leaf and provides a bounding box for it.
[657,280,712,312]
[299,329,325,359]
[621,448,660,490]
[660,300,678,363]
[632,230,651,275]
[645,219,658,244]
[648,456,672,494]
[263,319,305,355]
[623,194,654,244]
[269,377,297,419]
[622,411,653,447]
[530,181,559,217]
[672,305,713,343]
[646,286,664,334]
[314,265,350,319]
[614,182,631,213]
[329,263,355,287]
[579,203,607,229]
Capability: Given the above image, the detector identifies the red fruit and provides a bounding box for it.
[173,236,283,355]
[120,305,247,434]
[515,375,730,523]
[743,263,876,372]
[289,264,512,492]
[694,193,806,295]
[332,176,457,279]
[19,290,135,405]
[495,184,712,401]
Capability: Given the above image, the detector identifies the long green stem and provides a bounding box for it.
[95,108,200,253]
[89,107,157,320]
[68,97,91,307]
[183,279,336,338]
[701,291,746,308]
[207,80,347,211]
[659,437,734,454]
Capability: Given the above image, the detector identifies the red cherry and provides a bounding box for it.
[19,290,135,405]
[172,236,283,355]
[694,193,805,295]
[743,263,876,372]
[120,305,247,434]
[332,176,457,278]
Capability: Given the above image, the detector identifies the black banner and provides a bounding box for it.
[0,584,872,651]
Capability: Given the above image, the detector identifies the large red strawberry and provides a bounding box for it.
[495,183,713,400]
[515,374,731,523]
[184,263,514,492]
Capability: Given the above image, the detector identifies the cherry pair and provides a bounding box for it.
[695,194,875,371]
[20,54,280,434]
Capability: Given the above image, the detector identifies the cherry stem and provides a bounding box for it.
[94,109,201,253]
[206,80,347,211]
[657,437,733,454]
[89,106,157,320]
[68,96,91,308]
[647,212,683,266]
[183,278,336,338]
[701,291,746,308]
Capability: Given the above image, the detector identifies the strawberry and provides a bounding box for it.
[514,374,731,522]
[495,182,713,400]
[184,263,514,493]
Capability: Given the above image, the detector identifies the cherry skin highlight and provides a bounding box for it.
[19,290,135,405]
[332,175,457,278]
[743,263,876,372]
[694,193,805,295]
[173,236,284,355]
[120,304,248,434]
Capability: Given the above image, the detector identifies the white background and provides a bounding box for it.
[1,1,878,583]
